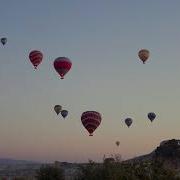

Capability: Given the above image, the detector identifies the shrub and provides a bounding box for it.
[75,156,180,180]
[35,165,65,180]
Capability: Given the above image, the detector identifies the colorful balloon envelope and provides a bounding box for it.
[61,110,68,118]
[53,57,72,79]
[81,111,102,136]
[148,112,156,122]
[29,50,43,69]
[138,49,150,64]
[125,118,133,128]
[1,37,7,45]
[54,105,62,115]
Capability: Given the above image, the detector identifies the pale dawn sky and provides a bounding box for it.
[0,0,180,163]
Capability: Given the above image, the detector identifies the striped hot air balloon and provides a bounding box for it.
[53,57,72,79]
[138,49,150,64]
[81,111,102,136]
[29,50,43,69]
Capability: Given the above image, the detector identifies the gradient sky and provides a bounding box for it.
[0,0,180,163]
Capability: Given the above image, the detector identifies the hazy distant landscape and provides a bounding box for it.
[0,139,180,179]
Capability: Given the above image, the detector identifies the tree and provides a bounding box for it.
[75,156,180,180]
[35,165,65,180]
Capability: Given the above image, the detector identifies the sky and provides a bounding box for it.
[0,0,180,163]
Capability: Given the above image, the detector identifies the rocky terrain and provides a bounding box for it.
[1,139,180,179]
[127,139,180,170]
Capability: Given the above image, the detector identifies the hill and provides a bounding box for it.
[127,139,180,170]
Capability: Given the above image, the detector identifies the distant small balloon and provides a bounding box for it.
[116,141,120,147]
[1,37,7,45]
[125,118,133,128]
[54,105,62,115]
[61,110,68,118]
[29,50,43,69]
[148,112,156,122]
[138,49,150,64]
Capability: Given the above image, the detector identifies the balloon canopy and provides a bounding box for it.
[1,37,7,45]
[54,105,62,115]
[61,110,68,118]
[138,49,150,64]
[125,118,133,128]
[148,112,156,122]
[29,50,43,69]
[116,141,120,147]
[81,111,102,136]
[54,57,72,79]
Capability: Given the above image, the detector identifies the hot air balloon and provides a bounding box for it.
[29,50,43,69]
[81,111,102,136]
[138,49,150,64]
[1,37,7,45]
[148,112,156,122]
[125,118,133,128]
[61,110,68,118]
[116,141,120,147]
[53,57,72,79]
[54,105,62,115]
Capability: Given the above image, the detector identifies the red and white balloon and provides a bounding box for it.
[54,57,72,79]
[81,111,102,136]
[29,50,43,69]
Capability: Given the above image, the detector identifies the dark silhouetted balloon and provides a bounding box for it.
[61,110,68,118]
[148,112,156,122]
[138,49,149,64]
[125,118,133,128]
[1,37,7,45]
[54,105,62,115]
[116,141,120,147]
